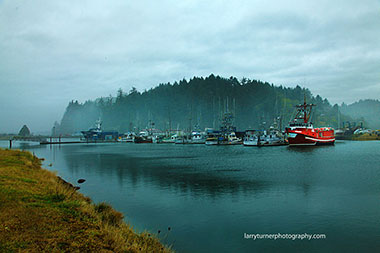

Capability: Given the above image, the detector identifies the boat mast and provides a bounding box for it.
[293,95,315,125]
[303,95,307,123]
[337,106,340,129]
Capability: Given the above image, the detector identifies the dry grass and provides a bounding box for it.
[0,148,172,252]
[352,133,380,141]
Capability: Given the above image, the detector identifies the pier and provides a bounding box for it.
[39,139,118,145]
[7,136,119,148]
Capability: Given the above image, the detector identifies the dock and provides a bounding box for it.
[6,136,119,148]
[40,140,118,145]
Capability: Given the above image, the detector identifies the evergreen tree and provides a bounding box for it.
[18,125,31,136]
[56,74,353,134]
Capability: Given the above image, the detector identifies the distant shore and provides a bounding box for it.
[0,148,171,252]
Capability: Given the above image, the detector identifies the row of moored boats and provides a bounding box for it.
[82,98,336,147]
[119,127,287,146]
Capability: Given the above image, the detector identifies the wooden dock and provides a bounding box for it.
[40,140,119,145]
[40,141,82,145]
[6,136,119,148]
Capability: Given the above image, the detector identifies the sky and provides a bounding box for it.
[0,0,380,133]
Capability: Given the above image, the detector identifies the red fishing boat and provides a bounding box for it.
[285,98,335,146]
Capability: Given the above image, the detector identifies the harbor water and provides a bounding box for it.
[2,140,380,252]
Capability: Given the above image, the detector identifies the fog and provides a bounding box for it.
[1,0,380,133]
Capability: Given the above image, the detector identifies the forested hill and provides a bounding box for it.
[340,99,380,129]
[55,74,348,135]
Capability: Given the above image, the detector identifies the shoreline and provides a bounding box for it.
[0,148,171,252]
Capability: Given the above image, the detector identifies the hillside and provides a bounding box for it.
[55,74,348,134]
[340,99,380,129]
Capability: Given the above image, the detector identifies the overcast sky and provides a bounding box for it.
[1,0,380,133]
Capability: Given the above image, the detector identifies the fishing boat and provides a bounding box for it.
[217,132,241,145]
[205,136,218,145]
[285,98,335,146]
[243,130,259,146]
[134,120,162,144]
[204,128,221,145]
[152,135,165,143]
[162,134,177,143]
[243,129,285,146]
[189,130,206,144]
[258,131,286,146]
[205,130,219,145]
[175,135,190,144]
[118,132,135,142]
[207,104,242,145]
[81,119,118,141]
[134,130,153,143]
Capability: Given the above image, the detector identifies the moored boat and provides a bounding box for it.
[217,132,242,145]
[81,119,118,141]
[243,129,286,146]
[204,128,220,145]
[205,137,218,145]
[259,131,286,146]
[189,130,206,144]
[243,130,259,146]
[175,135,190,144]
[206,108,241,145]
[118,132,135,142]
[134,130,153,143]
[285,98,335,146]
[162,134,177,143]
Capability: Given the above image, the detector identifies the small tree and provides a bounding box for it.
[51,121,60,136]
[18,125,31,136]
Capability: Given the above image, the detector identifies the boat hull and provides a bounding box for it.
[205,139,218,145]
[189,141,206,144]
[134,136,153,143]
[244,139,286,146]
[243,142,258,146]
[259,141,287,146]
[287,132,335,146]
[217,141,242,145]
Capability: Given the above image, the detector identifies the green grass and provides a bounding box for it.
[0,148,172,252]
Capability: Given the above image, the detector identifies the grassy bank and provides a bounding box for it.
[351,133,380,141]
[0,148,172,252]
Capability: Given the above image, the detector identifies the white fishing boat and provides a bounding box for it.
[134,130,153,143]
[258,131,286,146]
[162,134,177,143]
[118,132,135,142]
[243,129,286,146]
[226,131,241,145]
[175,134,191,144]
[243,130,259,146]
[190,131,206,144]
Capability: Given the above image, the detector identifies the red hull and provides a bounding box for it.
[286,98,335,146]
[286,127,335,146]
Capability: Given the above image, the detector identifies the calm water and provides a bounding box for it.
[2,140,380,252]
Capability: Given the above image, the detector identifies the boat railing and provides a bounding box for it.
[288,123,313,127]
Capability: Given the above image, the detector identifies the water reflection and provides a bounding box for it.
[62,150,271,197]
[287,145,335,153]
[3,140,380,252]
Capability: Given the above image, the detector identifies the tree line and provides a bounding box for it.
[54,74,352,135]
